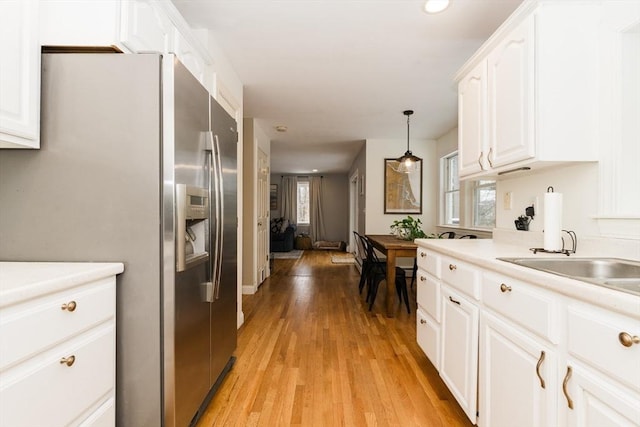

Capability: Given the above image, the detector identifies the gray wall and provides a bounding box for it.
[270,174,350,243]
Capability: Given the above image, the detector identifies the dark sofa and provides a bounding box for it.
[270,218,296,252]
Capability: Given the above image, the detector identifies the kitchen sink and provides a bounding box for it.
[497,257,640,296]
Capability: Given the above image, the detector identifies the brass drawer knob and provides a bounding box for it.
[500,283,512,293]
[420,276,426,282]
[449,264,457,271]
[60,355,76,367]
[420,252,427,258]
[420,319,427,324]
[618,332,640,347]
[61,301,77,312]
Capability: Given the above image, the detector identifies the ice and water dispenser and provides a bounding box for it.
[176,184,210,272]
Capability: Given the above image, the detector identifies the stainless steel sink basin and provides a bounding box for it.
[497,257,640,296]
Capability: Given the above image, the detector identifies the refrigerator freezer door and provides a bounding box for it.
[167,57,212,427]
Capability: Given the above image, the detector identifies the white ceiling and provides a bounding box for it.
[172,0,523,174]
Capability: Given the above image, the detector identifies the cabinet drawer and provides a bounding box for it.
[0,277,115,371]
[483,271,558,343]
[567,303,640,392]
[0,323,115,427]
[416,248,440,278]
[440,256,480,300]
[416,268,440,321]
[78,396,115,427]
[417,308,440,371]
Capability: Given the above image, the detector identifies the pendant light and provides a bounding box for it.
[396,110,421,173]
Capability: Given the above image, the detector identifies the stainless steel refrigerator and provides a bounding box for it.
[0,53,237,427]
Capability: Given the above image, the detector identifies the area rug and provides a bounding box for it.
[314,240,347,251]
[272,250,303,259]
[331,253,355,264]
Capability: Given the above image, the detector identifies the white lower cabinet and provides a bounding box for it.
[440,286,479,423]
[479,311,557,427]
[415,244,640,427]
[562,301,640,426]
[0,263,121,427]
[564,362,640,427]
[416,308,440,370]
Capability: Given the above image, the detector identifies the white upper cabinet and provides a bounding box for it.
[120,0,173,54]
[0,0,40,149]
[458,61,487,176]
[39,0,213,92]
[455,1,600,179]
[487,16,535,170]
[595,1,640,238]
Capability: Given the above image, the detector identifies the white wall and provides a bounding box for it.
[496,163,600,237]
[242,118,270,293]
[348,144,367,235]
[365,138,438,235]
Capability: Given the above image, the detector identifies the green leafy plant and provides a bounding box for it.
[390,215,428,240]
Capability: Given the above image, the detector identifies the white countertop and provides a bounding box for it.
[0,262,124,308]
[414,239,640,319]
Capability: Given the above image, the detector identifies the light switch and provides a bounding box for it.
[504,192,513,210]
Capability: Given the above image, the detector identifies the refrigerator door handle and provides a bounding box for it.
[206,132,219,300]
[213,134,225,300]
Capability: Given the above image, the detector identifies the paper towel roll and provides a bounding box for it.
[544,190,563,251]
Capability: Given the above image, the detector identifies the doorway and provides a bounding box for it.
[348,170,359,254]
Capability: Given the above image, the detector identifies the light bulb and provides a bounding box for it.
[424,0,450,14]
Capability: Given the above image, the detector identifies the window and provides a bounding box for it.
[473,180,496,228]
[296,180,310,224]
[439,152,496,230]
[442,153,459,225]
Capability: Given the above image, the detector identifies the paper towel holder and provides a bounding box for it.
[530,229,577,256]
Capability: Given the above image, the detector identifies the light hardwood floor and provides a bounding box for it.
[197,250,472,426]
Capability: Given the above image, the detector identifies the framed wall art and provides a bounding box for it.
[384,158,422,214]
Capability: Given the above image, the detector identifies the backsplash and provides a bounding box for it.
[492,229,640,260]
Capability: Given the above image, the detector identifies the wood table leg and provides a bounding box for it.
[386,250,396,317]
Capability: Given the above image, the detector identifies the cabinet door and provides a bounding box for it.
[0,0,39,148]
[479,312,557,427]
[564,362,640,427]
[120,0,173,54]
[487,16,535,168]
[458,60,488,177]
[417,308,440,370]
[173,30,206,85]
[440,286,479,423]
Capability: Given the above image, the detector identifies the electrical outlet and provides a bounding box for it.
[504,192,513,210]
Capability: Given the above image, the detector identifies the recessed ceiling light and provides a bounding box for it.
[312,169,318,172]
[275,125,288,132]
[424,0,450,14]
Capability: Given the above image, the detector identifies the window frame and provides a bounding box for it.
[440,152,460,226]
[296,179,310,225]
[438,151,496,231]
[471,179,496,229]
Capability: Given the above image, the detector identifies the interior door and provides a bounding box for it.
[257,148,269,281]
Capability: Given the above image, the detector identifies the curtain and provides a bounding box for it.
[280,176,297,222]
[309,176,326,243]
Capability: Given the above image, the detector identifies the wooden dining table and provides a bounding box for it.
[366,234,418,317]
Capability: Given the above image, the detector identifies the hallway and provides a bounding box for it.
[198,250,471,426]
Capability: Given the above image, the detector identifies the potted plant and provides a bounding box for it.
[390,215,428,240]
